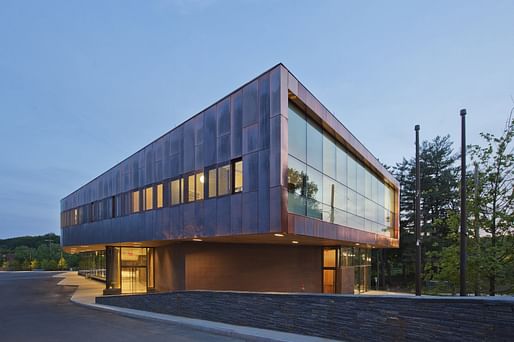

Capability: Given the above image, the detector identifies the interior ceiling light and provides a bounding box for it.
[200,175,205,183]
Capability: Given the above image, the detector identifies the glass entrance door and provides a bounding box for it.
[121,247,148,294]
[121,266,147,293]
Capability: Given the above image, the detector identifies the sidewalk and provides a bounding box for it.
[55,272,337,342]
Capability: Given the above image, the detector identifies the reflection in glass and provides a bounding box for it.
[306,166,322,219]
[306,118,323,171]
[288,104,307,162]
[286,101,397,237]
[336,146,347,185]
[323,134,336,178]
[287,156,306,215]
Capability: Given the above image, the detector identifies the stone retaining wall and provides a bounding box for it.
[96,291,514,341]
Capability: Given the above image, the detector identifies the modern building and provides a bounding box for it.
[61,64,399,295]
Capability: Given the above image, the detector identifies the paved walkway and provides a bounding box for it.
[56,272,337,342]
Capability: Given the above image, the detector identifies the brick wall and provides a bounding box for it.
[96,291,514,341]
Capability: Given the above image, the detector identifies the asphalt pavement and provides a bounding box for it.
[0,271,243,342]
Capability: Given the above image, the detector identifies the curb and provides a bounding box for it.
[65,286,335,342]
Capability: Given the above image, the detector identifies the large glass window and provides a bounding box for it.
[233,160,243,193]
[288,104,307,162]
[218,164,231,196]
[336,145,347,184]
[287,155,306,215]
[306,166,323,219]
[323,134,336,179]
[286,102,397,237]
[306,118,323,171]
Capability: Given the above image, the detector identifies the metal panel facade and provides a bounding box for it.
[61,64,399,249]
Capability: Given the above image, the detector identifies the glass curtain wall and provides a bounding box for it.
[78,250,106,279]
[340,247,371,293]
[287,103,397,238]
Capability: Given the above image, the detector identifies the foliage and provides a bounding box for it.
[0,234,78,271]
[385,135,459,288]
[390,113,514,295]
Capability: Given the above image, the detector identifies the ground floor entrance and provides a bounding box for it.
[103,246,154,295]
[322,247,371,294]
[79,243,372,295]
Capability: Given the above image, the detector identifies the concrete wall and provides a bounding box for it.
[154,243,322,293]
[97,292,514,341]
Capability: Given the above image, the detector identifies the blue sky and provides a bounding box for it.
[0,0,513,238]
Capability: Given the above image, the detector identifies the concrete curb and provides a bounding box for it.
[58,272,336,342]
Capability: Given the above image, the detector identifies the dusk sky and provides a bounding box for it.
[1,0,513,238]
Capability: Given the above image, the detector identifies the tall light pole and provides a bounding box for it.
[474,163,480,296]
[460,109,467,296]
[415,124,422,296]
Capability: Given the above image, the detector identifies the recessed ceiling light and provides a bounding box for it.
[274,233,285,237]
[292,240,299,244]
[192,238,203,242]
[355,243,360,246]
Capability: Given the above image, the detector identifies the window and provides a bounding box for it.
[288,104,307,162]
[287,155,306,215]
[187,174,195,202]
[144,186,153,211]
[196,171,204,200]
[306,166,323,219]
[132,190,140,213]
[73,208,78,225]
[233,159,243,193]
[171,179,182,205]
[208,168,217,198]
[156,184,163,208]
[218,164,231,196]
[306,118,323,171]
[323,134,336,178]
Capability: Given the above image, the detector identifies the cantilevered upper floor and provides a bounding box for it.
[60,64,399,252]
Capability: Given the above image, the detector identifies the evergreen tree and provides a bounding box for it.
[387,135,459,289]
[469,115,514,295]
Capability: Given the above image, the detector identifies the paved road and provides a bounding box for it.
[0,271,243,342]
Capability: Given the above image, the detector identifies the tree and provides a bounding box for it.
[386,136,459,289]
[469,115,514,295]
[58,256,68,270]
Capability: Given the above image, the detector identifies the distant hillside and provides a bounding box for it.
[0,233,60,251]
